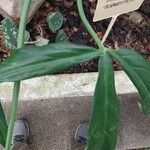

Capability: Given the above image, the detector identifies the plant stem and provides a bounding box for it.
[5,0,31,150]
[77,0,104,50]
[17,0,31,49]
[5,82,20,150]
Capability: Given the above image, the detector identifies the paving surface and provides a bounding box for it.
[1,94,150,150]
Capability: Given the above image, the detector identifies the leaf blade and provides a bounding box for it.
[0,102,7,147]
[0,43,100,82]
[1,18,29,50]
[109,49,150,114]
[87,52,120,150]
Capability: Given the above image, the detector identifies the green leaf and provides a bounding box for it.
[0,43,100,82]
[47,12,64,33]
[55,29,68,43]
[0,102,7,147]
[109,49,150,114]
[87,52,120,150]
[1,18,29,50]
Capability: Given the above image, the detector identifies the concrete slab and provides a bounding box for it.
[0,72,149,149]
[0,71,137,102]
[0,0,45,22]
[1,94,150,150]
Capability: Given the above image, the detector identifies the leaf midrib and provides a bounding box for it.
[99,53,109,149]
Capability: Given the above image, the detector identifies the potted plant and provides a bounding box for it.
[0,0,149,150]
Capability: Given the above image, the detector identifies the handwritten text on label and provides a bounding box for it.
[93,0,144,21]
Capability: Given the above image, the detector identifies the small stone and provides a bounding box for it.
[35,36,49,47]
[129,12,144,24]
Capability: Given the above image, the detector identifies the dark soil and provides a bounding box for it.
[0,30,11,61]
[0,0,150,73]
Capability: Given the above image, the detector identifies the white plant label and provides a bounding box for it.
[93,0,144,21]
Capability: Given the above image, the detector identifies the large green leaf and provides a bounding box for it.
[87,52,120,150]
[0,43,100,82]
[0,102,7,147]
[109,49,150,114]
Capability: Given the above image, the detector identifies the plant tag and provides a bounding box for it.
[93,0,144,21]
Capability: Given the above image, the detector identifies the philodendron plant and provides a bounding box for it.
[0,0,150,150]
